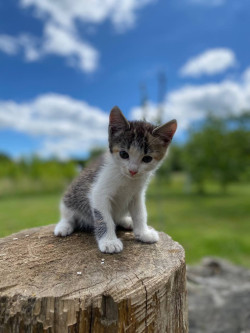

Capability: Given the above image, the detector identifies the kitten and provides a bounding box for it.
[54,106,177,253]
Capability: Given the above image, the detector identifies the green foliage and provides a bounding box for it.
[0,153,22,179]
[0,155,78,196]
[156,145,184,181]
[183,114,250,192]
[89,147,105,160]
[0,153,11,163]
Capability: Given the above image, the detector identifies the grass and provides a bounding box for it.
[148,174,250,267]
[0,173,250,267]
[0,193,60,236]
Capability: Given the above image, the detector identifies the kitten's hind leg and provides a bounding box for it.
[116,216,133,231]
[54,201,75,237]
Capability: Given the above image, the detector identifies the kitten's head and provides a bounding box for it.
[108,106,177,178]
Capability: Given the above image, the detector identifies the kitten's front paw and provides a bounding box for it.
[135,228,159,243]
[98,238,123,254]
[54,221,74,237]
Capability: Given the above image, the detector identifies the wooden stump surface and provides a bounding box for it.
[0,225,188,332]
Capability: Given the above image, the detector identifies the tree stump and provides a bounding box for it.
[0,225,188,333]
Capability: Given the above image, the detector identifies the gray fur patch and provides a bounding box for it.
[62,155,104,229]
[94,209,107,239]
[94,209,104,222]
[109,120,155,154]
[95,221,107,240]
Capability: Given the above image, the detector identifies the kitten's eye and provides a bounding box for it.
[120,151,129,159]
[142,156,152,163]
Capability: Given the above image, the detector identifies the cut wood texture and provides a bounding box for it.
[0,225,188,333]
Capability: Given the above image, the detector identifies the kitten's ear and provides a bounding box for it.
[109,106,130,132]
[152,119,177,144]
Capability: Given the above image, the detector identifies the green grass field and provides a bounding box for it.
[1,174,249,267]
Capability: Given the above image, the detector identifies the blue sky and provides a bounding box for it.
[0,0,250,159]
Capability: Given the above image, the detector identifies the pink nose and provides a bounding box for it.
[129,170,137,176]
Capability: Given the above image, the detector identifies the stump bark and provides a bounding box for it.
[0,225,188,333]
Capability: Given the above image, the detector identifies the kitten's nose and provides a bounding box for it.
[129,170,137,176]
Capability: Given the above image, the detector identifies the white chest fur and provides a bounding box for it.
[89,154,151,218]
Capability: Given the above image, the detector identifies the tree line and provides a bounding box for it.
[0,113,249,195]
[159,112,250,192]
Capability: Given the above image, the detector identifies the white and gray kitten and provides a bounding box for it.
[54,106,177,253]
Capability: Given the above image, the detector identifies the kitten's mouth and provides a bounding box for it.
[129,174,137,178]
[121,171,138,179]
[127,171,140,179]
[128,174,137,178]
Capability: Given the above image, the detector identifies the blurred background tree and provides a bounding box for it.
[183,112,250,193]
[156,145,184,183]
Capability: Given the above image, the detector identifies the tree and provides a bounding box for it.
[156,144,184,181]
[183,113,250,192]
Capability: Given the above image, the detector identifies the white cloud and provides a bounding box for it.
[18,34,40,61]
[0,0,154,72]
[42,24,99,72]
[20,0,153,32]
[0,33,40,61]
[0,27,98,72]
[131,67,250,136]
[0,35,20,55]
[242,67,250,84]
[180,48,236,78]
[1,68,250,158]
[0,94,109,159]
